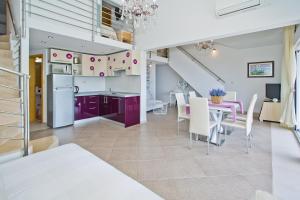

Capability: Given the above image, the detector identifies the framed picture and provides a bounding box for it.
[247,61,274,78]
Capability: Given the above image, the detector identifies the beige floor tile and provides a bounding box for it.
[32,107,273,200]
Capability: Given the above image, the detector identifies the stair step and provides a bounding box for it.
[0,115,22,128]
[0,57,14,67]
[0,42,10,50]
[0,49,12,58]
[0,98,21,113]
[0,74,19,87]
[0,126,22,146]
[0,35,10,42]
[0,88,19,99]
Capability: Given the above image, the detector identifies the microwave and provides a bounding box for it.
[51,64,72,75]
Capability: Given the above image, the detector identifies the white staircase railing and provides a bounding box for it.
[176,46,226,84]
[0,66,30,156]
[0,0,30,157]
[168,47,224,98]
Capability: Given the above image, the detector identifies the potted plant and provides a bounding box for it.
[209,89,226,104]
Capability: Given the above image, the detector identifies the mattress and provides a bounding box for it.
[0,144,163,200]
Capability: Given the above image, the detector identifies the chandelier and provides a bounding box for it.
[195,40,217,54]
[121,0,159,28]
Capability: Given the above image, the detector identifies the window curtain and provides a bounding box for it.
[280,25,297,128]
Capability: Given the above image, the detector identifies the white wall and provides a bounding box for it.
[74,76,105,92]
[183,44,283,112]
[156,64,184,103]
[135,0,300,50]
[148,64,156,100]
[105,71,140,93]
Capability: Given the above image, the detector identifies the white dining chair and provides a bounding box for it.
[223,91,237,101]
[221,94,257,153]
[189,91,197,99]
[189,97,217,154]
[227,94,258,122]
[175,93,190,135]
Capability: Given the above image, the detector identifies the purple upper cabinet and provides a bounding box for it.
[124,96,140,128]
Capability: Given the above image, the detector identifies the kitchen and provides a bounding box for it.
[45,48,141,129]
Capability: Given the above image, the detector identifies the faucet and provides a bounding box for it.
[109,88,112,93]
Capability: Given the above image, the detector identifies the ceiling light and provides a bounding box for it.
[35,57,42,63]
[212,48,217,54]
[121,0,159,29]
[195,40,217,55]
[48,35,54,39]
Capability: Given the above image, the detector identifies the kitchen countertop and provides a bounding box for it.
[75,91,140,98]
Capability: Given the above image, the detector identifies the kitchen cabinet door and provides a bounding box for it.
[94,56,107,77]
[50,49,74,64]
[126,50,140,76]
[109,96,125,123]
[99,95,111,116]
[74,96,84,120]
[81,54,95,76]
[125,96,140,127]
[112,52,123,71]
[84,96,99,118]
[120,51,131,70]
[106,55,115,77]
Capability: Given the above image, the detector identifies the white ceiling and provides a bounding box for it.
[29,29,127,55]
[214,28,283,49]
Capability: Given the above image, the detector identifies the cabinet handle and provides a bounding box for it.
[89,107,96,110]
[112,97,121,100]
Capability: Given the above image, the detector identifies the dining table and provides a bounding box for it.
[185,100,244,145]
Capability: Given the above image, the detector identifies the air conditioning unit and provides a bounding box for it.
[216,0,261,16]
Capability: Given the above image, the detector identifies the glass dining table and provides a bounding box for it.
[185,100,243,145]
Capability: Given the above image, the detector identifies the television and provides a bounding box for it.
[266,84,281,101]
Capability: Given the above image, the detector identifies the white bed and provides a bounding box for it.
[0,144,163,200]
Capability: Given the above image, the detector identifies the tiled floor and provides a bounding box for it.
[31,108,272,200]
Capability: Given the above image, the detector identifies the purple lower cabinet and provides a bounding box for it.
[124,96,140,128]
[84,96,99,118]
[74,95,99,120]
[74,96,84,120]
[99,95,111,116]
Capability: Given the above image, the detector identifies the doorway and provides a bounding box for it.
[29,55,46,131]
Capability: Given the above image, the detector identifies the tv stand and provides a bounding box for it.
[259,99,281,122]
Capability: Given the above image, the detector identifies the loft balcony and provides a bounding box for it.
[26,0,133,51]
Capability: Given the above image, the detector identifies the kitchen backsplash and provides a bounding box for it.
[105,71,140,93]
[74,76,105,92]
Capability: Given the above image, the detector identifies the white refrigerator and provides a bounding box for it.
[47,74,74,128]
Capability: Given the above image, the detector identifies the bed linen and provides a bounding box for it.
[0,144,163,200]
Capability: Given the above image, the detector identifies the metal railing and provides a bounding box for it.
[0,0,30,157]
[26,0,134,42]
[0,67,30,156]
[176,47,226,85]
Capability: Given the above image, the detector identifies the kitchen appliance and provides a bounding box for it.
[47,74,74,128]
[51,63,72,74]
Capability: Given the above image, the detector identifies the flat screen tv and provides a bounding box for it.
[266,83,281,101]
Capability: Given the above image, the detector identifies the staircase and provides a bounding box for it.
[168,47,225,97]
[0,1,59,164]
[0,33,31,164]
